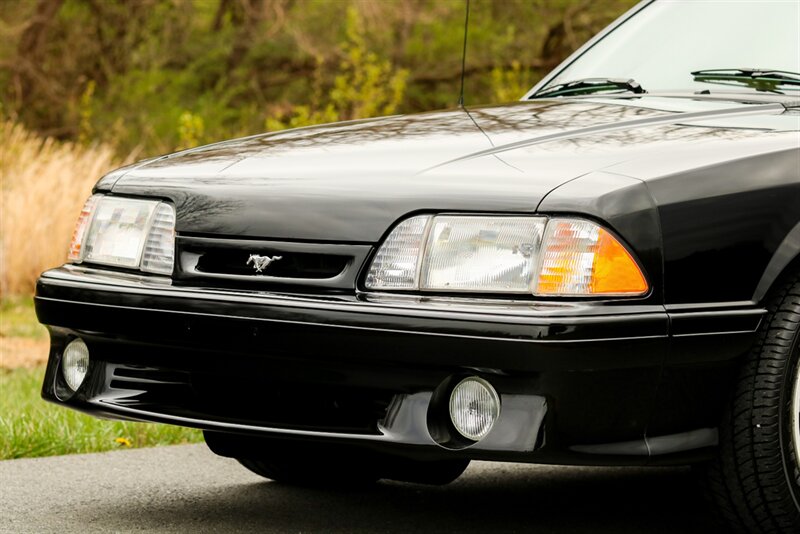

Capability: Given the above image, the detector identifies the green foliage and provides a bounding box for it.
[266,7,410,131]
[491,60,534,103]
[1,0,638,157]
[0,366,202,459]
[77,80,96,146]
[264,54,340,131]
[330,6,409,120]
[265,104,338,132]
[177,111,205,150]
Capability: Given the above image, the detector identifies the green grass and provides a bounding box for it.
[0,297,203,459]
[1,296,47,339]
[0,366,203,460]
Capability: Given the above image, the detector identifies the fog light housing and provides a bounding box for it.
[62,338,90,392]
[449,377,500,441]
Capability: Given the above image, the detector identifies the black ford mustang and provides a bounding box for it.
[36,1,800,531]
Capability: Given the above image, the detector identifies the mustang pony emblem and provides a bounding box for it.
[247,254,282,273]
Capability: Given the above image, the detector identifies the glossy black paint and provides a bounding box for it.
[36,267,759,465]
[99,97,800,305]
[36,2,800,466]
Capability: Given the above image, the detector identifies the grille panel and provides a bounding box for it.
[175,236,372,290]
[195,249,348,279]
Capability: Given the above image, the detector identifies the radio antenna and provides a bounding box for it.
[458,0,470,107]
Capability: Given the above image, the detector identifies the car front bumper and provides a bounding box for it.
[36,266,763,465]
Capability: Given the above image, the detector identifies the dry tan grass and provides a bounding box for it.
[0,121,129,296]
[0,337,50,369]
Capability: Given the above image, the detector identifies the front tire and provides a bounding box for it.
[700,274,800,532]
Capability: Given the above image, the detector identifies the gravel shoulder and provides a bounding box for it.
[1,443,718,533]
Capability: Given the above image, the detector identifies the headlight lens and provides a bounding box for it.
[83,197,158,268]
[365,214,648,297]
[421,216,545,292]
[68,195,176,275]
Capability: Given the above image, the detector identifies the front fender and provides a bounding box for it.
[536,171,664,305]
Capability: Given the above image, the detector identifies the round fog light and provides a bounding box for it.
[449,377,500,441]
[62,338,90,392]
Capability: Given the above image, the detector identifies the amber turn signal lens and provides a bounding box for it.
[590,228,648,295]
[534,219,648,296]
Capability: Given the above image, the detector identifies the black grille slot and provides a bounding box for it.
[104,363,393,434]
[112,366,190,384]
[195,249,348,279]
[109,365,192,399]
[175,236,372,290]
[191,373,393,434]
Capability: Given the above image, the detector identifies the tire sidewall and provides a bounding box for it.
[781,340,800,510]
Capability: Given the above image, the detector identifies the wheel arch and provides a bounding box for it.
[754,222,800,305]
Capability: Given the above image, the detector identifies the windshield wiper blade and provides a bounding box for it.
[530,78,646,99]
[692,68,800,94]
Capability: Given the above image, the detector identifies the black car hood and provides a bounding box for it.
[110,97,796,242]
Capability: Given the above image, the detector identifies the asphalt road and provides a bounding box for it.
[1,444,719,533]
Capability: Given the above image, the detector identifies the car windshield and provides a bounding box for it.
[536,0,800,96]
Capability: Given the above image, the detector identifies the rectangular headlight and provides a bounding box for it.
[69,195,176,274]
[83,197,157,267]
[366,215,547,293]
[421,216,545,292]
[365,214,648,296]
